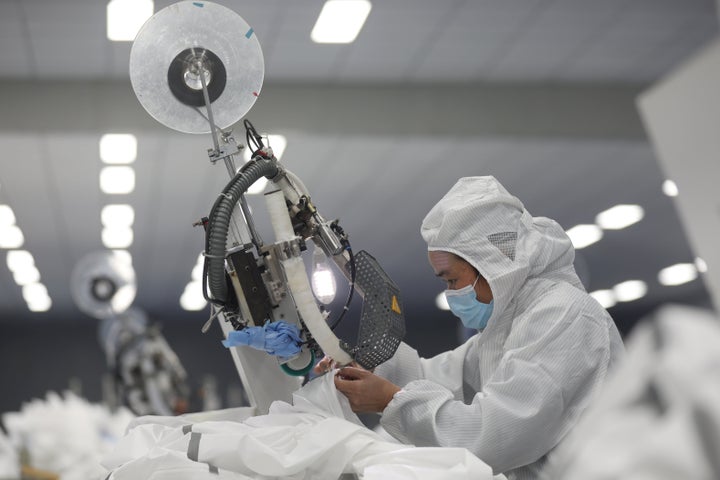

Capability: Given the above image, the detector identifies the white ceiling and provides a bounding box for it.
[0,0,718,331]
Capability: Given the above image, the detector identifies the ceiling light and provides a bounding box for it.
[613,280,647,302]
[695,257,708,273]
[0,205,16,227]
[311,0,372,44]
[107,0,154,42]
[112,284,137,313]
[102,226,134,249]
[112,250,133,265]
[22,282,49,305]
[0,225,24,248]
[100,166,135,194]
[13,265,41,286]
[28,296,52,312]
[100,134,137,164]
[658,263,698,286]
[180,282,207,311]
[589,289,616,309]
[565,224,603,249]
[595,204,644,230]
[6,250,34,272]
[662,179,678,197]
[435,292,450,311]
[101,204,135,227]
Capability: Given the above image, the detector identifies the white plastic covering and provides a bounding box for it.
[544,304,720,479]
[102,373,506,480]
[0,428,19,479]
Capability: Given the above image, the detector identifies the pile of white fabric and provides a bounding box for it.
[0,428,19,479]
[544,304,720,480]
[103,372,504,480]
[2,391,134,480]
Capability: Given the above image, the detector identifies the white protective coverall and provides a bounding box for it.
[375,176,625,480]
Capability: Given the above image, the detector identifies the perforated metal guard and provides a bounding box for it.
[344,250,405,369]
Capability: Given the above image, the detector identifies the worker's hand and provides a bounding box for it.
[334,367,401,413]
[313,355,339,375]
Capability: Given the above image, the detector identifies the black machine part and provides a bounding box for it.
[343,250,406,369]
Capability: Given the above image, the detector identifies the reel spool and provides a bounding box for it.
[70,251,137,320]
[129,1,264,134]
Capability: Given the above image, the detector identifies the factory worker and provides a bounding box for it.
[324,176,625,480]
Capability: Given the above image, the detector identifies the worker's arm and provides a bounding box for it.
[379,299,614,474]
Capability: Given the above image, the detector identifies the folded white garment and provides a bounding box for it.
[103,371,503,480]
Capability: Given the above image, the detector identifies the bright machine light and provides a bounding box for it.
[589,289,616,309]
[100,134,137,164]
[311,0,372,44]
[613,280,647,302]
[107,0,154,42]
[435,292,450,311]
[658,263,698,286]
[100,167,136,194]
[595,204,644,230]
[565,224,603,249]
[311,246,336,304]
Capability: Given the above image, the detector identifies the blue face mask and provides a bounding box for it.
[445,276,494,330]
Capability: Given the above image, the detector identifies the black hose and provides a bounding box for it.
[206,158,279,304]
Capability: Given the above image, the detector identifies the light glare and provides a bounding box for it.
[658,263,698,286]
[311,0,372,44]
[6,250,35,272]
[565,224,603,249]
[435,292,450,311]
[102,204,135,228]
[0,205,16,227]
[100,134,137,164]
[13,265,41,286]
[613,280,647,302]
[181,282,207,311]
[100,166,135,194]
[662,179,678,197]
[102,227,134,249]
[0,225,24,248]
[595,204,644,230]
[589,289,616,309]
[695,257,708,273]
[107,0,154,42]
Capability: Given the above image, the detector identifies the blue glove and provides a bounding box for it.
[222,321,303,358]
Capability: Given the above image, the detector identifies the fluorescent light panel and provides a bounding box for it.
[6,250,34,272]
[658,263,698,286]
[435,292,450,311]
[0,225,24,248]
[662,179,678,197]
[100,166,135,194]
[311,0,372,44]
[589,289,616,309]
[180,281,207,311]
[102,227,134,248]
[107,0,154,42]
[613,280,647,302]
[102,204,135,228]
[565,224,603,249]
[100,134,137,164]
[0,205,16,227]
[595,204,644,230]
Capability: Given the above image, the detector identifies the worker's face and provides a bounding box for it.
[428,251,493,303]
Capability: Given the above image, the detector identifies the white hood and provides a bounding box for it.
[421,176,584,327]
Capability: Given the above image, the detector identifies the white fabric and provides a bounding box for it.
[376,176,624,480]
[0,428,19,479]
[102,372,506,480]
[543,304,720,480]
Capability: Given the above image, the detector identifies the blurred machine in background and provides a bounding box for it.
[71,250,190,416]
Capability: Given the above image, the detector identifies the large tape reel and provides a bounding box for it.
[129,1,264,134]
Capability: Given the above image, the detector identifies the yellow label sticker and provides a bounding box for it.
[391,295,402,314]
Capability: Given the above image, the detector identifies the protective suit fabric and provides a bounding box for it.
[543,305,720,480]
[222,321,302,358]
[102,372,504,480]
[376,176,624,480]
